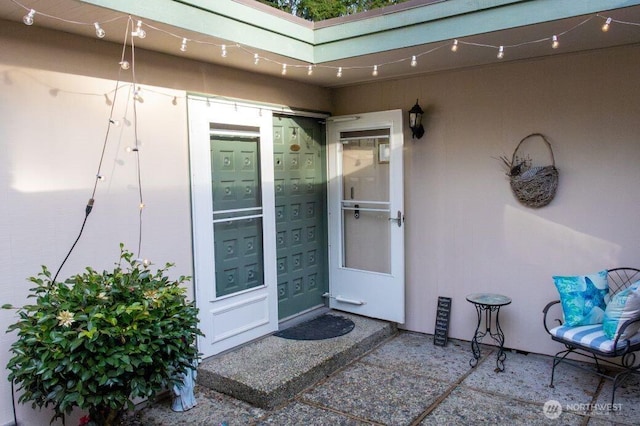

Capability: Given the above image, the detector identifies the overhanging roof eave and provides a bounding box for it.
[80,0,640,65]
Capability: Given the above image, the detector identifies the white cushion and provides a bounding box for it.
[603,281,640,340]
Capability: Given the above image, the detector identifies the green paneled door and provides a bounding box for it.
[210,134,264,298]
[273,115,328,320]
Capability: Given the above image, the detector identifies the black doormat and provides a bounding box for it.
[274,314,355,341]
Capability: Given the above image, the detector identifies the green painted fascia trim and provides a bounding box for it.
[313,0,640,62]
[81,0,640,64]
[80,0,315,62]
[179,0,314,43]
[313,0,524,43]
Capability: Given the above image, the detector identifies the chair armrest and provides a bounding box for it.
[542,300,562,334]
[612,316,640,352]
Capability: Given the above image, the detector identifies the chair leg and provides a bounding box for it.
[612,368,640,405]
[550,349,573,388]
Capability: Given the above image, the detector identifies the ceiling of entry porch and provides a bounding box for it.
[1,0,640,88]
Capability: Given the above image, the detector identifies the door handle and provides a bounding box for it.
[388,210,403,227]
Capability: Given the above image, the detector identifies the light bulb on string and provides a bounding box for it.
[221,45,227,57]
[372,65,378,76]
[451,39,459,52]
[109,118,120,127]
[133,87,143,102]
[135,258,151,267]
[119,60,130,70]
[172,96,178,106]
[307,65,313,76]
[94,22,105,38]
[180,38,187,52]
[497,46,504,59]
[281,64,287,75]
[139,203,145,210]
[337,67,342,78]
[133,20,146,38]
[126,146,139,153]
[602,17,612,32]
[23,9,35,26]
[253,53,260,65]
[97,174,105,181]
[410,56,417,67]
[551,35,559,49]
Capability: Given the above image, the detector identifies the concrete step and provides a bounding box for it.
[196,312,397,409]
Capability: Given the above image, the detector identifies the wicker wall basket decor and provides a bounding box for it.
[504,133,559,208]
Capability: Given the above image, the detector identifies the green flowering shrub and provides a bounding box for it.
[4,244,203,425]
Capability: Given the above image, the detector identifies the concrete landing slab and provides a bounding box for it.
[420,386,586,425]
[462,350,602,409]
[125,331,640,425]
[196,312,397,409]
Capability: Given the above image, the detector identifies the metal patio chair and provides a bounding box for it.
[542,267,640,404]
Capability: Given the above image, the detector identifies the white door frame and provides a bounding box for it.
[188,96,278,358]
[326,110,405,324]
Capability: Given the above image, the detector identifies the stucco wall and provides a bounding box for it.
[332,43,640,358]
[2,13,640,425]
[0,20,331,426]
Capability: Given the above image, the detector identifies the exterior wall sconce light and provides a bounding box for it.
[409,99,424,139]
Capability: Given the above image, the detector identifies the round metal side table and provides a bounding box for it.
[466,293,511,372]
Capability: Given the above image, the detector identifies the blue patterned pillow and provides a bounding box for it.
[603,281,640,340]
[553,270,609,327]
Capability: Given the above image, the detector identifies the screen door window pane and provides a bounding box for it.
[340,130,390,274]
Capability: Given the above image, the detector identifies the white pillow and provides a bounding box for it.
[603,281,640,340]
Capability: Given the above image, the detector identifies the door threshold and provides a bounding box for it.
[278,305,329,331]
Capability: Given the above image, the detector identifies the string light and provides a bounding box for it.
[94,22,105,38]
[109,118,120,126]
[23,9,35,26]
[281,63,287,75]
[133,87,143,102]
[132,20,146,38]
[11,1,640,80]
[372,65,378,76]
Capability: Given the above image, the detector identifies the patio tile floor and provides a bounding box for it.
[128,331,640,425]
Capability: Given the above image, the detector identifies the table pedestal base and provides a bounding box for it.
[469,303,507,372]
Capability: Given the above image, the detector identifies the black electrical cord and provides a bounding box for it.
[51,199,94,284]
[11,19,143,426]
[50,20,133,285]
[11,380,17,426]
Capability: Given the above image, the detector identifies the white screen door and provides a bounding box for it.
[327,110,405,323]
[188,97,278,358]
